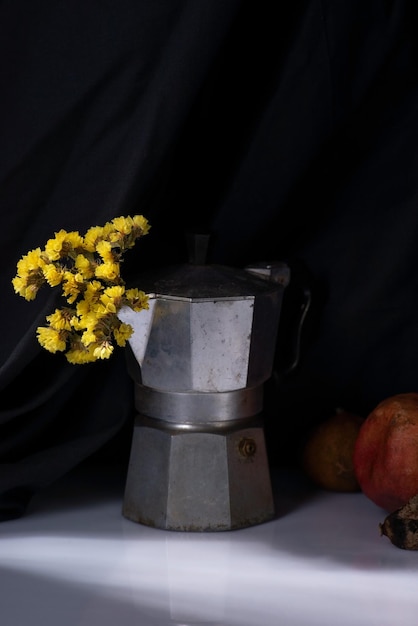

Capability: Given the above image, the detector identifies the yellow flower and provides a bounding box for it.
[82,280,103,302]
[90,303,111,318]
[75,310,102,332]
[95,261,120,281]
[46,308,73,331]
[36,326,67,353]
[102,300,116,314]
[12,270,45,301]
[132,214,151,235]
[12,276,33,299]
[93,340,114,360]
[45,229,84,261]
[81,328,99,346]
[69,314,85,331]
[11,275,25,296]
[113,322,133,347]
[66,344,97,364]
[75,254,95,279]
[62,271,85,303]
[44,230,67,261]
[43,263,64,287]
[99,285,125,313]
[26,284,41,300]
[76,298,92,318]
[104,285,125,299]
[13,249,47,299]
[125,288,149,311]
[95,240,114,262]
[83,225,105,252]
[16,248,45,274]
[106,215,150,247]
[13,214,151,363]
[112,215,133,236]
[65,231,84,250]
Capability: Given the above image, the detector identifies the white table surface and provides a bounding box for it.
[1,462,417,626]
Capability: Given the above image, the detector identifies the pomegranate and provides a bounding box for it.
[353,393,418,512]
[302,409,363,492]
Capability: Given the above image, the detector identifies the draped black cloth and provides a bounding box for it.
[1,0,418,519]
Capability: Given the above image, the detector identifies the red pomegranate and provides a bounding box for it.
[353,393,418,512]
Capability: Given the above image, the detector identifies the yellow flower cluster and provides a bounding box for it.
[12,215,151,364]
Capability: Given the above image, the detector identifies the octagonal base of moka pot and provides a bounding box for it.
[122,409,275,532]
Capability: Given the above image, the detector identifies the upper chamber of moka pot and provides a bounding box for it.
[121,233,291,396]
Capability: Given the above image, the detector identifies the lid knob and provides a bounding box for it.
[186,232,210,265]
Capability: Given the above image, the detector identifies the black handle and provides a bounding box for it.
[272,260,314,380]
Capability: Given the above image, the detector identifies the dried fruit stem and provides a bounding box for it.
[380,493,418,550]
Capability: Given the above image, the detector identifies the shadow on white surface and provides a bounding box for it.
[1,463,418,626]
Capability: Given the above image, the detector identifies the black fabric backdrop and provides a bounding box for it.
[1,0,418,519]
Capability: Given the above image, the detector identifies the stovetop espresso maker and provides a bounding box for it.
[120,234,302,531]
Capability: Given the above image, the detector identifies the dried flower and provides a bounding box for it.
[12,215,151,364]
